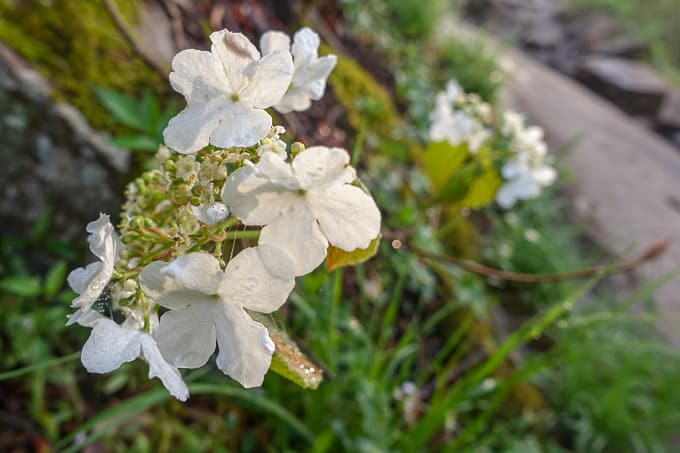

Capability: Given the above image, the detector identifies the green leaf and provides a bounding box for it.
[435,162,482,203]
[458,168,502,208]
[0,275,42,298]
[110,135,160,152]
[251,313,323,389]
[30,210,52,242]
[326,235,381,272]
[423,141,469,190]
[43,261,68,299]
[94,87,146,131]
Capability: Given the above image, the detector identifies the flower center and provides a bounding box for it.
[231,93,240,102]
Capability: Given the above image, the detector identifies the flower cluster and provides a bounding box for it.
[66,28,380,400]
[428,79,556,208]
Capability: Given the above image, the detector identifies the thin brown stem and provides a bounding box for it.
[411,239,671,283]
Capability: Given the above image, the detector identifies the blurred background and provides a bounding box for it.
[1,0,679,451]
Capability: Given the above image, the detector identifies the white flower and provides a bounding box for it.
[496,155,557,209]
[222,146,381,276]
[140,247,295,388]
[75,311,189,401]
[163,29,294,154]
[255,125,288,160]
[429,81,489,153]
[66,214,118,326]
[260,28,337,113]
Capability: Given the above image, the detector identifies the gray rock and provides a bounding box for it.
[658,89,680,129]
[588,34,648,59]
[0,43,129,241]
[577,56,668,115]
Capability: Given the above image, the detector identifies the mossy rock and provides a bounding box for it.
[0,0,167,133]
[321,43,399,139]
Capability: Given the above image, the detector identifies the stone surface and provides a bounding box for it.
[577,56,668,115]
[0,43,128,241]
[658,89,680,129]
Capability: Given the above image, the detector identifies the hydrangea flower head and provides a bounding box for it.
[260,28,337,113]
[140,247,295,387]
[163,29,294,153]
[222,146,381,276]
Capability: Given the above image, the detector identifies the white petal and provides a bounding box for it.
[292,146,353,191]
[496,182,519,209]
[292,55,336,99]
[82,318,189,401]
[69,214,117,312]
[169,49,228,104]
[209,29,259,93]
[154,303,218,369]
[239,51,294,109]
[81,318,145,374]
[308,184,381,252]
[273,87,312,114]
[67,262,102,294]
[139,335,190,401]
[209,101,272,148]
[215,303,275,388]
[258,207,328,276]
[221,163,303,225]
[140,254,223,309]
[291,28,320,65]
[252,152,300,190]
[66,308,104,327]
[533,166,557,187]
[163,99,224,154]
[219,246,295,313]
[260,30,290,55]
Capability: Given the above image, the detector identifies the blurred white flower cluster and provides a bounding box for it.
[65,28,380,401]
[429,79,556,209]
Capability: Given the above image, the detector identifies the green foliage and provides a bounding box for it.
[0,0,165,132]
[95,87,178,152]
[542,304,680,452]
[423,141,501,208]
[438,37,502,103]
[384,0,444,39]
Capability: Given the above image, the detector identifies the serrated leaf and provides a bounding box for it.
[423,141,469,190]
[251,313,323,389]
[326,235,381,272]
[110,135,159,152]
[43,261,68,299]
[94,87,146,131]
[458,169,502,208]
[0,275,42,298]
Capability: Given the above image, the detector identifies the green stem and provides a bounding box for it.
[224,230,261,241]
[0,352,80,381]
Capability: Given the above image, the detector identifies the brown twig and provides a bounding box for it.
[104,0,170,78]
[411,239,671,283]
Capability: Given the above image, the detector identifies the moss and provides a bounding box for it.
[322,44,399,139]
[0,0,166,133]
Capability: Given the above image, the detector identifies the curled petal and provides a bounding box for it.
[291,27,320,65]
[307,184,381,252]
[215,303,275,388]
